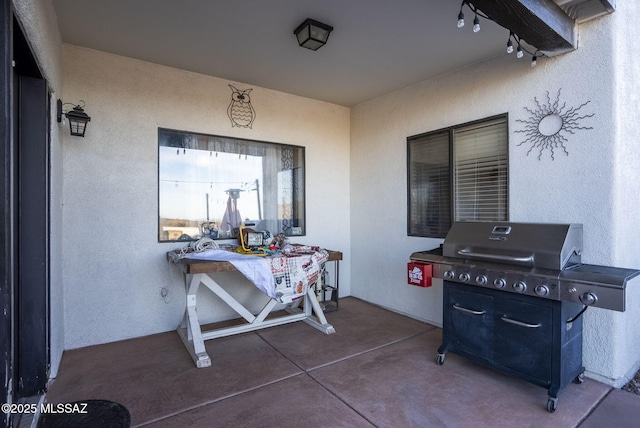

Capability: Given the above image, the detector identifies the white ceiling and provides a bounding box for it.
[51,0,536,107]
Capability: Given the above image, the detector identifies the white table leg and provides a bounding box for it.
[177,272,335,368]
[300,288,336,334]
[177,273,212,368]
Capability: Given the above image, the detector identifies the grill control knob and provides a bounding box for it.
[475,275,488,285]
[444,271,455,280]
[459,273,471,282]
[534,284,550,297]
[493,278,506,289]
[580,292,598,306]
[513,281,527,293]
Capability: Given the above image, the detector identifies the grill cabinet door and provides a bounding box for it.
[494,298,553,382]
[438,281,584,408]
[447,287,494,360]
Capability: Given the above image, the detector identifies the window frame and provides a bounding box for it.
[407,114,509,238]
[157,128,306,243]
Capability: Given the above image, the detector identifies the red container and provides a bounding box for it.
[408,262,432,287]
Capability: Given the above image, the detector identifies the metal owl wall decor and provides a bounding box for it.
[227,85,256,128]
[515,89,594,161]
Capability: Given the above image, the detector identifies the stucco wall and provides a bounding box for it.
[599,0,640,387]
[61,45,350,349]
[350,7,640,386]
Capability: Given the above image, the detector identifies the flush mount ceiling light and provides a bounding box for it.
[294,18,333,51]
[57,99,91,137]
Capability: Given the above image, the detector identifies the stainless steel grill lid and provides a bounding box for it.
[410,221,640,311]
[442,222,582,270]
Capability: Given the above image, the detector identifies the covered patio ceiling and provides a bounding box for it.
[51,0,613,107]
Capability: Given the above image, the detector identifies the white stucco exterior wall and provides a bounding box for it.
[594,0,640,386]
[350,6,640,387]
[61,45,350,349]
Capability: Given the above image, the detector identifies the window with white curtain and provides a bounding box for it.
[158,128,305,242]
[407,115,508,238]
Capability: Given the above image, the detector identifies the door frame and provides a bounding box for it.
[1,2,51,420]
[0,0,15,420]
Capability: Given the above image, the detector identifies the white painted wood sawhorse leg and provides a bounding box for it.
[177,271,336,368]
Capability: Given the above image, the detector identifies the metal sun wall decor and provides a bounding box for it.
[227,85,256,128]
[515,89,594,160]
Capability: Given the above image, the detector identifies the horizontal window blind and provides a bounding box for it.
[407,115,508,238]
[408,130,451,238]
[453,117,508,222]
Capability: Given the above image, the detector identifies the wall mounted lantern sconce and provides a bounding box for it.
[294,18,333,51]
[57,99,91,137]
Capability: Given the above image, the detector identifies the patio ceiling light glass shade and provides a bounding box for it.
[294,18,333,51]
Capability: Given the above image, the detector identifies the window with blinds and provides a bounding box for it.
[407,115,508,238]
[407,130,451,238]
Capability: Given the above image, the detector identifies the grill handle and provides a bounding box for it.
[452,303,485,316]
[456,250,534,266]
[500,315,541,329]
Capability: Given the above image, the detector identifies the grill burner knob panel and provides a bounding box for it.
[493,278,506,289]
[476,275,488,285]
[459,273,471,282]
[580,292,598,306]
[444,271,455,280]
[513,281,527,293]
[535,284,550,297]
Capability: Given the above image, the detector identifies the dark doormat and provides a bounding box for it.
[39,399,130,428]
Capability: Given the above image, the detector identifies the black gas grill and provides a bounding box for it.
[410,221,640,412]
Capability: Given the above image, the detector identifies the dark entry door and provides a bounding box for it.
[16,73,50,398]
[0,0,14,420]
[1,4,51,418]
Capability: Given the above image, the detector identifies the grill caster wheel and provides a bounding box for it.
[547,397,558,413]
[436,354,445,365]
[573,372,585,384]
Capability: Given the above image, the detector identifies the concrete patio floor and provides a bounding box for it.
[41,297,639,427]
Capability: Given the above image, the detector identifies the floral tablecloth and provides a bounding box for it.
[181,248,329,304]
